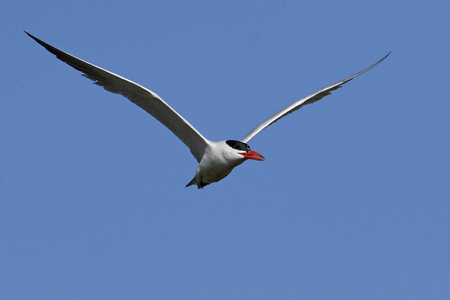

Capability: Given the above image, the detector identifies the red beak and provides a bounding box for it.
[240,150,265,161]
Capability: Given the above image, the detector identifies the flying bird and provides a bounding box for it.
[25,31,390,189]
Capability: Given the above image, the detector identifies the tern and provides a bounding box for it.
[25,32,390,189]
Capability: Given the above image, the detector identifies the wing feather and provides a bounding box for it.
[241,52,391,143]
[26,32,209,162]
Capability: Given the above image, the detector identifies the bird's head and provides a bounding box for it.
[225,140,265,161]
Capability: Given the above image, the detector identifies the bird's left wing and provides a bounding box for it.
[241,52,390,143]
[25,32,209,162]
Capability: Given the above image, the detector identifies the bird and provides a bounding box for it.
[25,31,390,189]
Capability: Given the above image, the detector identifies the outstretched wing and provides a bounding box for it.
[26,32,210,162]
[241,52,390,143]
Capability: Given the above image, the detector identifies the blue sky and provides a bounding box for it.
[1,0,450,299]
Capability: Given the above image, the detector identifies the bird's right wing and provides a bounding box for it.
[26,32,209,162]
[241,52,390,143]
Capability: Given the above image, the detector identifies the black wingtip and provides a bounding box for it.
[24,31,49,46]
[381,51,392,62]
[378,51,391,64]
[24,31,39,43]
[24,31,62,58]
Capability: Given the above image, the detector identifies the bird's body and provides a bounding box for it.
[188,141,243,188]
[187,140,265,188]
[25,32,389,189]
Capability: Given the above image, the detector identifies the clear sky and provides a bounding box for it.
[1,0,450,299]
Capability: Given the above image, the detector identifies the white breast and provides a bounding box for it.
[195,141,246,185]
